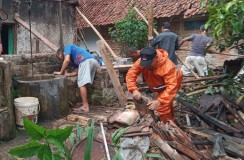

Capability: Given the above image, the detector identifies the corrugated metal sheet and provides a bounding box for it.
[76,0,204,28]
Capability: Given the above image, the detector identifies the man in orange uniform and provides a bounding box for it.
[126,47,182,123]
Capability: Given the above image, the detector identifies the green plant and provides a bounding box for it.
[146,153,165,159]
[201,0,244,52]
[204,85,221,95]
[84,119,95,160]
[69,124,83,150]
[111,127,130,145]
[8,119,73,160]
[221,75,244,99]
[109,9,148,55]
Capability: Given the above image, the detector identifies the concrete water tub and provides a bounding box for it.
[15,75,70,122]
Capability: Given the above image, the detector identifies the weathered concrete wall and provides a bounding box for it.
[15,75,70,122]
[0,60,16,140]
[1,0,14,22]
[2,0,74,54]
[2,54,119,106]
[17,1,74,53]
[3,53,61,77]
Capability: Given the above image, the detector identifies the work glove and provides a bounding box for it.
[147,100,161,110]
[132,90,142,100]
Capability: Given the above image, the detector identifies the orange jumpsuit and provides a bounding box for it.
[126,49,182,123]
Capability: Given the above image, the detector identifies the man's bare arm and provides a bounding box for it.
[65,68,78,77]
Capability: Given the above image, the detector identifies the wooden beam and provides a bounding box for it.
[96,40,127,107]
[76,7,117,58]
[36,39,39,53]
[178,49,244,57]
[148,4,153,42]
[14,16,58,52]
[133,7,159,35]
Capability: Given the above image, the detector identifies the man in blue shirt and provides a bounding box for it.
[54,44,99,112]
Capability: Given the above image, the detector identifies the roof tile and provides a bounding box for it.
[77,0,204,28]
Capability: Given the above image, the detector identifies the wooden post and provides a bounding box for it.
[134,7,200,79]
[76,7,117,58]
[148,4,153,42]
[36,39,39,53]
[96,40,127,107]
[134,7,159,35]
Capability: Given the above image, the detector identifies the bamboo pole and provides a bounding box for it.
[76,7,117,58]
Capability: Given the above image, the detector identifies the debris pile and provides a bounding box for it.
[68,62,243,160]
[105,74,244,160]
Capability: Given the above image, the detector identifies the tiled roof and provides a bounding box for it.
[76,0,204,28]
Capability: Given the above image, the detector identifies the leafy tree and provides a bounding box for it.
[201,0,244,53]
[109,9,148,55]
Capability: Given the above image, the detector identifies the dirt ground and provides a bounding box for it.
[0,105,118,160]
[0,120,60,160]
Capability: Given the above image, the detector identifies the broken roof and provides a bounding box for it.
[76,0,204,28]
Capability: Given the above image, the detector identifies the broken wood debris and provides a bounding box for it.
[67,114,91,126]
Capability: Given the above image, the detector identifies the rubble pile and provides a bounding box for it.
[106,74,244,160]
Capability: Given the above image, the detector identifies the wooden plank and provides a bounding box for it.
[14,16,58,52]
[100,64,132,72]
[76,7,117,58]
[151,134,184,160]
[168,141,205,160]
[96,40,127,107]
[186,128,244,158]
[67,114,91,126]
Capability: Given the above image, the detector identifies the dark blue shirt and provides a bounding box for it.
[150,30,179,65]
